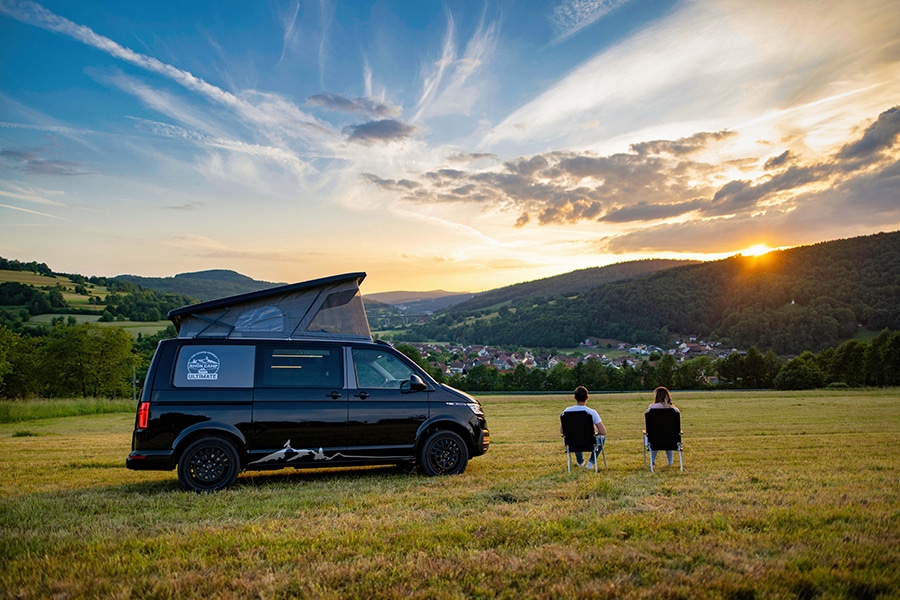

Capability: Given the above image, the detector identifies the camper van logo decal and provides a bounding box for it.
[186,351,220,380]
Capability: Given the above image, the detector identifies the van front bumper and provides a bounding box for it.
[477,427,490,455]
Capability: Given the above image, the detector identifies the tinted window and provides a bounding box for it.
[174,345,255,388]
[352,348,416,389]
[259,346,342,388]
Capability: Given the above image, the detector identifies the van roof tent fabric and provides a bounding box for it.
[168,272,372,340]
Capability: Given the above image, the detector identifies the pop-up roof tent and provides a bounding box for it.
[168,272,372,340]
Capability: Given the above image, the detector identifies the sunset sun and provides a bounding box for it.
[741,243,774,257]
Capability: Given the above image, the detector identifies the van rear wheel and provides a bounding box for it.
[419,430,468,476]
[178,437,240,492]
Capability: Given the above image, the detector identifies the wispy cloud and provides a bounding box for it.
[0,0,329,145]
[412,9,498,122]
[0,202,60,218]
[550,0,631,43]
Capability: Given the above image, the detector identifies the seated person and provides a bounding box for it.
[561,385,607,469]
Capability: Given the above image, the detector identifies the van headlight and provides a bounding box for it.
[446,401,484,416]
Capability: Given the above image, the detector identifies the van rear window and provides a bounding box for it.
[173,346,256,388]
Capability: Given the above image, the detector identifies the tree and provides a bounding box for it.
[37,323,135,397]
[742,347,767,388]
[546,362,575,391]
[652,354,677,389]
[774,352,825,390]
[674,356,713,390]
[0,325,18,390]
[717,353,744,388]
[464,364,499,391]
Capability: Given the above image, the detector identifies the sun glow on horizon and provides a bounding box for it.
[741,243,774,257]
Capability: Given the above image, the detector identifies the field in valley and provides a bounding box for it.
[1,389,898,599]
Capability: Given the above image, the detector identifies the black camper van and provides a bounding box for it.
[126,273,490,492]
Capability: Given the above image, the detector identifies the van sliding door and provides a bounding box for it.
[248,344,347,468]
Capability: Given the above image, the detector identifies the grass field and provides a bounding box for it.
[27,313,172,338]
[1,390,898,599]
[0,269,111,310]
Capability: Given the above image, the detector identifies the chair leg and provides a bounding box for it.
[678,445,683,472]
[566,449,571,473]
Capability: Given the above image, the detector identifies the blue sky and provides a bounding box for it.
[1,0,899,293]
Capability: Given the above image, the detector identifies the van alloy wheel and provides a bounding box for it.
[419,430,469,476]
[178,437,241,492]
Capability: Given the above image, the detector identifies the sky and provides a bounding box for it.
[1,0,899,294]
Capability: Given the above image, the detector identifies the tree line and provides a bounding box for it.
[394,330,900,394]
[0,322,897,399]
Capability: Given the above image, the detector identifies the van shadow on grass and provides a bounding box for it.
[110,463,424,495]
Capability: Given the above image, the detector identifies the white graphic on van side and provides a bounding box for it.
[186,351,219,380]
[250,440,314,464]
[249,439,406,465]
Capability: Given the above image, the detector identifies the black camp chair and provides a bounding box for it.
[643,408,683,472]
[560,411,606,472]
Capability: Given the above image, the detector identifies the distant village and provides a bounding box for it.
[397,336,734,378]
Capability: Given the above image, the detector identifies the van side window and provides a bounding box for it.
[173,345,256,388]
[352,348,416,389]
[259,347,342,388]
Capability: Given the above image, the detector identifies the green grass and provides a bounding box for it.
[0,398,136,423]
[1,390,898,599]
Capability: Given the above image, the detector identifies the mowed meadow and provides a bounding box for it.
[1,389,898,599]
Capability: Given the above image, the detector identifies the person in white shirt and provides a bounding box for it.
[645,386,680,466]
[561,386,607,469]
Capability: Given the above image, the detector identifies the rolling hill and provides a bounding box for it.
[399,231,900,354]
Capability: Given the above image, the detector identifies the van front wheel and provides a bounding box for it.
[178,437,241,492]
[419,430,469,476]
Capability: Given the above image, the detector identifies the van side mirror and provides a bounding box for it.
[402,374,428,393]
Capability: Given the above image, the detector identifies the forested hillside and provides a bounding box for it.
[400,231,900,354]
[116,270,280,302]
[450,259,695,312]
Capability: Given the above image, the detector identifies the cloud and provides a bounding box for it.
[0,0,331,147]
[307,92,401,118]
[0,149,88,176]
[412,9,498,122]
[630,131,737,156]
[360,173,422,191]
[0,202,60,218]
[835,106,900,166]
[764,150,794,170]
[361,105,900,242]
[343,119,417,144]
[551,0,632,43]
[481,0,900,157]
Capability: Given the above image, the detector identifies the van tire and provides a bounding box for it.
[419,430,468,476]
[177,436,241,492]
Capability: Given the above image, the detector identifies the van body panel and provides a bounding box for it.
[248,387,349,466]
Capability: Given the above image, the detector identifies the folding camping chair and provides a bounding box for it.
[560,410,606,472]
[643,408,683,472]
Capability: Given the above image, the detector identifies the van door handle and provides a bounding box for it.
[326,391,342,399]
[354,391,370,399]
